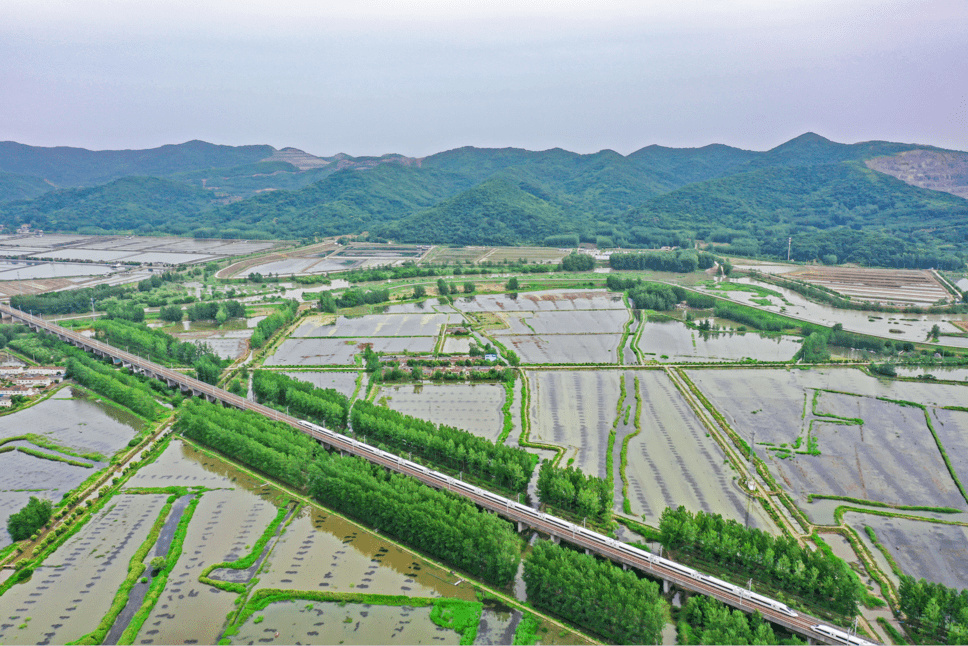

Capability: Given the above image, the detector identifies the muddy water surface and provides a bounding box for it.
[0,494,169,646]
[233,601,459,645]
[256,506,476,600]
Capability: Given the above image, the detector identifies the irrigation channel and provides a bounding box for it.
[0,302,873,646]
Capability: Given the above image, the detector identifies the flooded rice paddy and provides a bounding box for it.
[376,383,506,441]
[637,321,801,363]
[294,313,462,338]
[284,371,361,398]
[846,512,968,590]
[232,601,460,645]
[0,493,170,645]
[626,371,776,532]
[686,368,968,517]
[528,371,622,478]
[508,333,622,364]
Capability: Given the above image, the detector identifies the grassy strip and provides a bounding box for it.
[513,611,541,645]
[16,445,94,468]
[806,494,960,514]
[833,503,968,529]
[827,525,899,609]
[617,306,633,366]
[921,406,968,506]
[862,526,905,581]
[630,314,646,364]
[223,588,482,644]
[497,377,515,444]
[25,433,105,462]
[73,494,178,645]
[620,376,643,514]
[877,617,908,644]
[604,374,627,507]
[117,494,202,645]
[198,503,292,594]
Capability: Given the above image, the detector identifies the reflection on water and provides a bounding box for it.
[639,320,801,362]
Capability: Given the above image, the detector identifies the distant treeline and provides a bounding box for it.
[609,250,725,274]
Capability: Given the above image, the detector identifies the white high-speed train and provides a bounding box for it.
[296,419,802,621]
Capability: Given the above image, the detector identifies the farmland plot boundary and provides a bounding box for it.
[619,376,643,514]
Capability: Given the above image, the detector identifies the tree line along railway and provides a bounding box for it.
[0,302,874,646]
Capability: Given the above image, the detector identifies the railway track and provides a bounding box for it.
[0,302,876,645]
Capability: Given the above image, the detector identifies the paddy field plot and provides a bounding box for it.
[375,382,506,441]
[0,493,169,646]
[637,321,801,363]
[232,601,461,645]
[1,385,144,456]
[266,337,436,366]
[929,408,968,486]
[507,333,622,364]
[0,451,97,549]
[846,512,968,590]
[453,289,625,313]
[686,368,968,515]
[490,309,630,336]
[528,371,622,478]
[625,371,776,531]
[264,338,362,366]
[125,438,274,490]
[293,312,461,338]
[284,371,361,398]
[254,505,476,599]
[136,489,279,645]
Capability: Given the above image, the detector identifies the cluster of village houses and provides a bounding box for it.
[0,364,65,407]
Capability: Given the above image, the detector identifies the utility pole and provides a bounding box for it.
[787,237,792,262]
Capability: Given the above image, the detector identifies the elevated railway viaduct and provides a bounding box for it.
[0,302,871,645]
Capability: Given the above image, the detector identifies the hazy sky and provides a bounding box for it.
[3,0,967,157]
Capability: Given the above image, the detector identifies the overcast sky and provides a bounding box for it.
[2,0,966,157]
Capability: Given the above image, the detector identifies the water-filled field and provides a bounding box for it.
[686,368,968,517]
[625,370,776,531]
[231,602,461,645]
[376,382,506,441]
[637,321,801,363]
[294,312,461,338]
[508,333,622,364]
[528,371,622,478]
[846,512,968,590]
[453,290,625,313]
[284,371,361,398]
[0,493,170,645]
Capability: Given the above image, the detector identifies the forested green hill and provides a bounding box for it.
[623,162,968,269]
[0,176,220,235]
[0,171,53,203]
[0,134,965,269]
[0,140,274,187]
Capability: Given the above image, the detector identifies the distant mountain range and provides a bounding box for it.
[1,133,966,269]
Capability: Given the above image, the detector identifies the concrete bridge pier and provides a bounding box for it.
[550,535,560,544]
[663,579,671,594]
[518,521,526,532]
